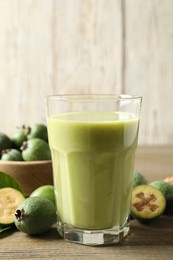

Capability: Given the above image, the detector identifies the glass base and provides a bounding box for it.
[57,220,130,246]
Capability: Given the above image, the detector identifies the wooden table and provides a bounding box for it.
[1,146,173,260]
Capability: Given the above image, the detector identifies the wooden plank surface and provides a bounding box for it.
[124,0,173,145]
[0,0,53,131]
[1,216,173,260]
[135,145,173,181]
[0,0,173,145]
[52,0,122,95]
[0,0,122,134]
[1,146,173,260]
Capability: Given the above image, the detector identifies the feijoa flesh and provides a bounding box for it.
[0,187,25,226]
[131,184,166,223]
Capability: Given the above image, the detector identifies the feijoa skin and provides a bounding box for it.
[132,171,147,188]
[27,124,48,142]
[1,149,23,161]
[30,185,55,204]
[150,181,173,214]
[0,132,13,153]
[11,127,28,149]
[131,184,166,223]
[21,138,51,161]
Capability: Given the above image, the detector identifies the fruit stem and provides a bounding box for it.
[23,125,31,135]
[20,141,28,151]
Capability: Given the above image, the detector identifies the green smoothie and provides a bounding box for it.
[47,111,139,230]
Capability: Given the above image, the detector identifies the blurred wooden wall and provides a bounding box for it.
[0,0,173,145]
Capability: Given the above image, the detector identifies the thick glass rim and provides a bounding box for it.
[46,94,142,101]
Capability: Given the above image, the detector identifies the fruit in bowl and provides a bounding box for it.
[0,123,53,196]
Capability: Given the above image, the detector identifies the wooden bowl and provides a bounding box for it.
[0,160,53,197]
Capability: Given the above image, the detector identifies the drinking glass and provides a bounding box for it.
[46,94,142,246]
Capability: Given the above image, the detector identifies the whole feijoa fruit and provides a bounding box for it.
[14,197,56,235]
[30,185,55,204]
[11,126,29,149]
[27,123,48,142]
[0,132,13,153]
[132,171,148,187]
[150,181,173,214]
[1,149,23,161]
[21,138,51,161]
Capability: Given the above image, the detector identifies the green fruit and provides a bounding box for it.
[150,181,173,214]
[11,126,28,149]
[27,124,48,142]
[30,185,55,204]
[0,187,25,226]
[0,132,13,153]
[132,171,147,187]
[1,149,23,161]
[21,138,51,161]
[131,184,166,223]
[0,171,24,194]
[14,197,56,235]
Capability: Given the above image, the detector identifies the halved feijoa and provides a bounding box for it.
[131,184,166,223]
[0,187,25,226]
